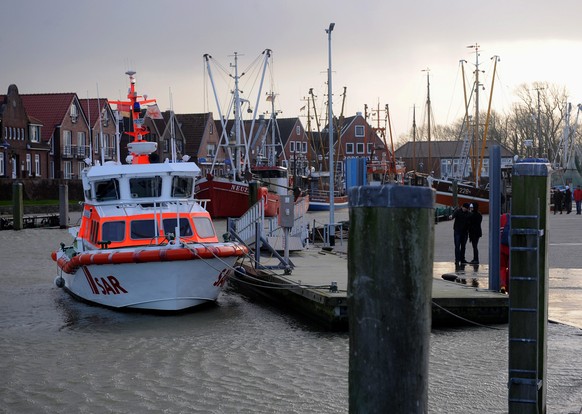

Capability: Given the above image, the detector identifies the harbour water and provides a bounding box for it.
[1,217,582,413]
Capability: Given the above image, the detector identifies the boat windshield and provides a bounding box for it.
[95,179,120,201]
[171,176,194,198]
[130,176,162,198]
[162,217,193,236]
[193,217,215,238]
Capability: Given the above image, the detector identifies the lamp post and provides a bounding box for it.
[326,22,335,234]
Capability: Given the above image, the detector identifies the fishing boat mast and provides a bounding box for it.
[422,68,433,173]
[326,22,336,226]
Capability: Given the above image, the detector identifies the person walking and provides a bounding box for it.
[574,185,582,215]
[554,188,564,214]
[565,186,573,214]
[500,212,510,294]
[468,203,482,265]
[451,203,471,268]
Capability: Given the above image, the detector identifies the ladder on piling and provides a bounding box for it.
[507,202,544,412]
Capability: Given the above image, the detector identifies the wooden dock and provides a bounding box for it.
[229,244,508,330]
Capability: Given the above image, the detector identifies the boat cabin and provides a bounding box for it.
[77,162,219,250]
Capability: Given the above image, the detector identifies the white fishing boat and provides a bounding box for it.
[52,71,248,311]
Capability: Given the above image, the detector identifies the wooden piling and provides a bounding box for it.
[59,184,68,229]
[348,185,434,413]
[12,182,23,230]
[508,162,550,413]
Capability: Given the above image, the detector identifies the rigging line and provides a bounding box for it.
[445,63,464,125]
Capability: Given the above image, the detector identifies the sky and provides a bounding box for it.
[3,0,582,143]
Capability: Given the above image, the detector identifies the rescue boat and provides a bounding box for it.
[52,71,248,311]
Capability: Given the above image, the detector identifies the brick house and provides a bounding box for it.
[394,140,515,182]
[79,98,118,164]
[21,93,90,179]
[175,113,216,176]
[0,84,47,178]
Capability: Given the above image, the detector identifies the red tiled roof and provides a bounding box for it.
[20,93,77,142]
[79,98,108,127]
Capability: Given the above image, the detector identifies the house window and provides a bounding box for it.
[176,140,183,153]
[367,143,374,155]
[207,144,216,157]
[30,125,40,143]
[356,143,364,154]
[290,141,295,152]
[0,153,4,176]
[26,154,31,174]
[77,132,86,157]
[441,159,452,178]
[346,143,354,154]
[209,123,213,135]
[296,125,301,135]
[63,130,72,156]
[355,125,365,137]
[78,161,85,177]
[482,159,490,177]
[35,154,40,176]
[70,104,78,122]
[302,142,307,153]
[64,161,72,179]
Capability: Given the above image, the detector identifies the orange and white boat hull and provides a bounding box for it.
[53,244,245,311]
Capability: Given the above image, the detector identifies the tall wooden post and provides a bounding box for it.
[508,161,550,413]
[12,182,23,230]
[348,185,434,413]
[59,184,68,229]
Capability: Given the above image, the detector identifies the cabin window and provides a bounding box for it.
[193,217,215,238]
[130,220,156,239]
[162,218,193,237]
[172,176,194,197]
[102,221,126,242]
[95,179,120,201]
[130,176,162,198]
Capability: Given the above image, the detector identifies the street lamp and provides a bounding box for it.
[326,22,335,238]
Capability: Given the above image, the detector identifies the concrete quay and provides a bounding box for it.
[227,209,582,330]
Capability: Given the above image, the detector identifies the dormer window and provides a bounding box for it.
[70,104,78,123]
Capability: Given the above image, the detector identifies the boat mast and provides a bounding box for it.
[412,104,417,172]
[477,55,500,179]
[468,44,480,185]
[326,22,335,228]
[422,68,432,174]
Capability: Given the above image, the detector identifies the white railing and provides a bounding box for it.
[230,196,308,248]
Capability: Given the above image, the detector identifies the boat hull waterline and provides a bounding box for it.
[53,244,245,311]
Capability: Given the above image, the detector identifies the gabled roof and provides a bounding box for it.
[275,117,300,147]
[20,93,78,142]
[175,112,212,154]
[79,98,111,127]
[395,140,514,158]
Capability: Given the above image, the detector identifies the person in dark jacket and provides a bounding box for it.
[565,186,572,214]
[554,188,564,214]
[450,202,471,267]
[468,203,483,264]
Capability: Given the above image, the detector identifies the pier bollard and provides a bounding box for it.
[348,185,434,413]
[12,182,23,230]
[59,184,68,229]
